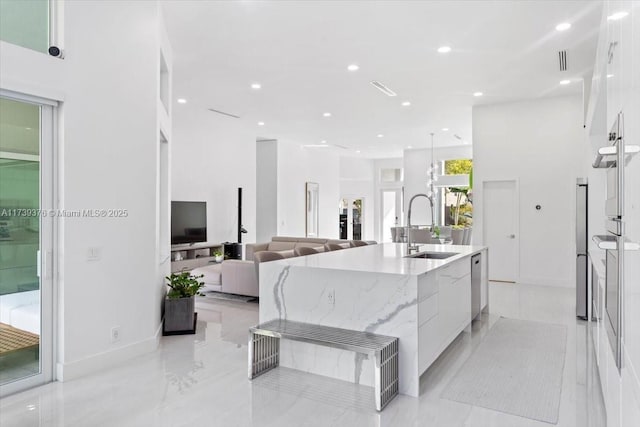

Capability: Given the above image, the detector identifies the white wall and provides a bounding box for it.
[0,1,171,379]
[403,146,473,226]
[171,108,257,245]
[339,157,375,240]
[473,95,585,288]
[276,143,340,239]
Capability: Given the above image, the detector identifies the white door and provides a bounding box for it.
[0,94,55,396]
[380,189,402,242]
[483,180,518,282]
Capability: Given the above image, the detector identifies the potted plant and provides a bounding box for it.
[451,225,465,245]
[213,249,224,263]
[164,271,204,334]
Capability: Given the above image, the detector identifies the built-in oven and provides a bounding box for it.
[592,112,632,373]
[605,246,622,368]
[604,117,623,218]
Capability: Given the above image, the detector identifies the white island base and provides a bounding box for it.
[259,243,489,397]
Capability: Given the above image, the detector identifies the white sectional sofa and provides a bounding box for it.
[191,236,375,298]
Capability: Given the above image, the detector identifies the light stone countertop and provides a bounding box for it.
[268,242,487,276]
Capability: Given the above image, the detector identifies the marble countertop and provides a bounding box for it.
[269,243,487,276]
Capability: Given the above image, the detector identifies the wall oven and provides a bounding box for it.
[604,237,622,369]
[591,112,638,372]
[603,123,624,218]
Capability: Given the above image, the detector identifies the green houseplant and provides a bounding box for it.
[164,271,204,334]
[213,249,224,263]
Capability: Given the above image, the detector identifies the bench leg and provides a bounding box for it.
[248,332,280,379]
[374,340,399,411]
[374,350,383,411]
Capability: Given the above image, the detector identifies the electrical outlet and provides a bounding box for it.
[327,288,335,306]
[87,247,102,261]
[111,326,121,343]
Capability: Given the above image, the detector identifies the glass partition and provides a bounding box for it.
[0,97,41,385]
[0,0,49,53]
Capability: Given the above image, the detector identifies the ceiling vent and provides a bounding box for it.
[453,134,462,140]
[370,81,397,97]
[207,108,240,119]
[558,50,568,71]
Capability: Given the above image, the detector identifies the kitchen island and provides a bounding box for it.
[258,243,489,397]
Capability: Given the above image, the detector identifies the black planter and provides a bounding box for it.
[163,296,196,334]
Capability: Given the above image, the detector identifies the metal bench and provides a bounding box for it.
[248,319,399,411]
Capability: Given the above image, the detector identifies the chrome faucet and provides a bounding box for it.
[407,193,435,248]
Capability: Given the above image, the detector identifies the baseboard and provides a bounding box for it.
[517,276,573,288]
[56,321,163,382]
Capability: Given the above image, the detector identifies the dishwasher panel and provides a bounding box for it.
[471,254,481,320]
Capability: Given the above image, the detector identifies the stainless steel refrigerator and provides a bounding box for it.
[576,179,588,319]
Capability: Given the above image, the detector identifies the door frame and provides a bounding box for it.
[0,90,57,397]
[339,195,365,240]
[379,188,402,243]
[481,179,520,283]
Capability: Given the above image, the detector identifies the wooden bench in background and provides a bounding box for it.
[0,323,39,356]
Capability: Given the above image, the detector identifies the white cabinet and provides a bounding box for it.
[418,256,472,375]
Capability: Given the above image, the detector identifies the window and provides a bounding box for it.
[0,0,49,53]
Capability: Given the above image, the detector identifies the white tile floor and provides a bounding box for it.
[0,283,606,427]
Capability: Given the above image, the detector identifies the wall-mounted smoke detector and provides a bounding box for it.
[558,50,568,71]
[370,81,397,97]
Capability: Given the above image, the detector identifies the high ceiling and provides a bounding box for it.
[163,0,601,158]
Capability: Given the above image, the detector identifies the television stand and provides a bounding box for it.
[170,242,223,272]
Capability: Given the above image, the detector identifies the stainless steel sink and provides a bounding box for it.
[406,251,458,260]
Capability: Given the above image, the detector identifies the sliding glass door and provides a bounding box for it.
[0,94,54,395]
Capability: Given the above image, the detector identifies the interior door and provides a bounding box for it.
[483,180,518,282]
[0,94,54,396]
[381,189,402,242]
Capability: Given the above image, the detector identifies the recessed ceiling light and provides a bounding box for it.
[607,74,614,78]
[437,46,452,53]
[560,79,571,85]
[257,121,265,126]
[323,112,331,117]
[473,92,483,97]
[321,140,327,144]
[442,128,449,132]
[401,101,411,106]
[377,134,384,138]
[177,98,187,104]
[555,22,571,31]
[607,11,629,21]
[356,150,361,153]
[463,141,470,145]
[347,64,359,71]
[407,145,413,149]
[251,83,261,90]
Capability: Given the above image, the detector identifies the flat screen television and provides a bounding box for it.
[171,201,207,245]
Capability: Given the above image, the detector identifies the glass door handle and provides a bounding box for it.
[44,251,52,279]
[38,250,52,279]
